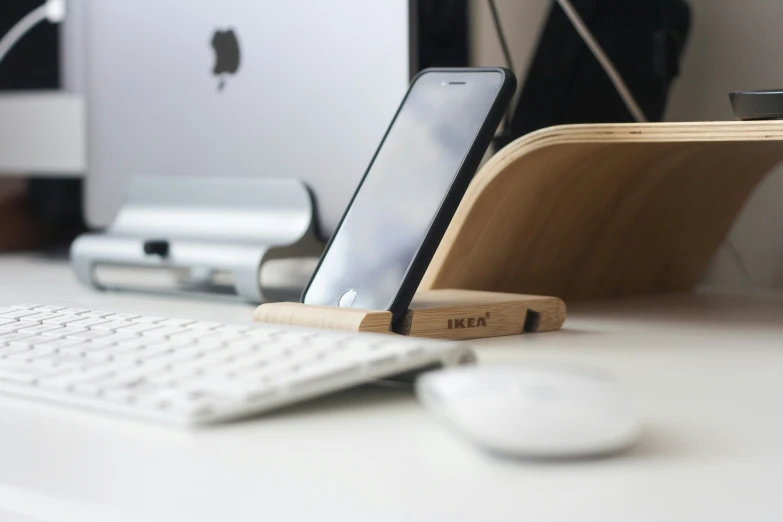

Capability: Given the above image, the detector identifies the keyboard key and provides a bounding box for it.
[157,318,195,327]
[213,324,254,334]
[15,312,63,324]
[83,350,116,362]
[58,344,94,357]
[38,338,86,351]
[133,316,166,324]
[0,368,43,384]
[52,327,89,337]
[147,363,201,384]
[148,348,201,368]
[12,336,59,348]
[0,345,33,358]
[104,313,140,321]
[115,323,165,335]
[0,324,22,334]
[87,332,138,345]
[0,332,36,345]
[200,332,246,345]
[65,317,112,329]
[102,387,137,403]
[17,324,65,336]
[5,347,57,362]
[141,326,189,338]
[71,380,107,396]
[34,305,68,313]
[242,328,277,339]
[66,330,112,341]
[39,371,90,391]
[41,315,87,326]
[0,362,70,383]
[29,354,87,369]
[0,310,42,320]
[58,308,91,315]
[10,304,42,310]
[92,320,134,332]
[79,310,115,318]
[112,338,151,352]
[188,321,223,330]
[72,369,135,394]
[167,331,210,343]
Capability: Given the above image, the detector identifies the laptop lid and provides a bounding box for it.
[77,0,410,235]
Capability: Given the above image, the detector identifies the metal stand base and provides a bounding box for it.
[71,178,323,303]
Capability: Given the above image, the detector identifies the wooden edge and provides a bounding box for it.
[253,302,392,334]
[461,121,783,225]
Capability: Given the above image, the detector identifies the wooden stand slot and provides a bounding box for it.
[253,289,566,341]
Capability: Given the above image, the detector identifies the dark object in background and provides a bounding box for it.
[0,1,59,89]
[27,178,85,245]
[411,0,470,74]
[1,2,86,246]
[730,90,783,121]
[503,0,690,146]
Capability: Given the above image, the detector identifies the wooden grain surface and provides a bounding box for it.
[253,302,393,334]
[404,289,566,339]
[420,121,783,300]
[253,290,566,340]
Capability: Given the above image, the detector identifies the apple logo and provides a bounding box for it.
[211,29,241,91]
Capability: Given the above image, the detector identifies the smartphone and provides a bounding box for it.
[302,68,516,326]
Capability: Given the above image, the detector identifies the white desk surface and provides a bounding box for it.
[0,255,781,522]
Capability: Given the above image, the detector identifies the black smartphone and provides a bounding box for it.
[302,68,516,326]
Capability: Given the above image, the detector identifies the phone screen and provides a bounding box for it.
[303,70,506,312]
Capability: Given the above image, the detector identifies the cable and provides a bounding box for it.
[487,0,515,75]
[487,0,648,129]
[0,0,66,69]
[487,0,515,136]
[554,0,648,123]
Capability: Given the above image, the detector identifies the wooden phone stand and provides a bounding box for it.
[258,121,783,340]
[254,290,566,340]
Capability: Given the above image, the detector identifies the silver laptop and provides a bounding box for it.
[65,0,410,234]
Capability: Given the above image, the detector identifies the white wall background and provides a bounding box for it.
[470,0,783,290]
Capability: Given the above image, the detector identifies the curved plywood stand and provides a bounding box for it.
[421,121,783,300]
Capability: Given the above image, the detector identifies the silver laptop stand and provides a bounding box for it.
[71,178,323,303]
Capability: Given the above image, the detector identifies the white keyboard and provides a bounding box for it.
[0,304,475,425]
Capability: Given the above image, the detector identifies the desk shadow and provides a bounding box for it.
[550,328,604,336]
[569,292,783,331]
[487,425,692,466]
[617,426,690,461]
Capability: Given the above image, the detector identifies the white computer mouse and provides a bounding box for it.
[416,364,640,459]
